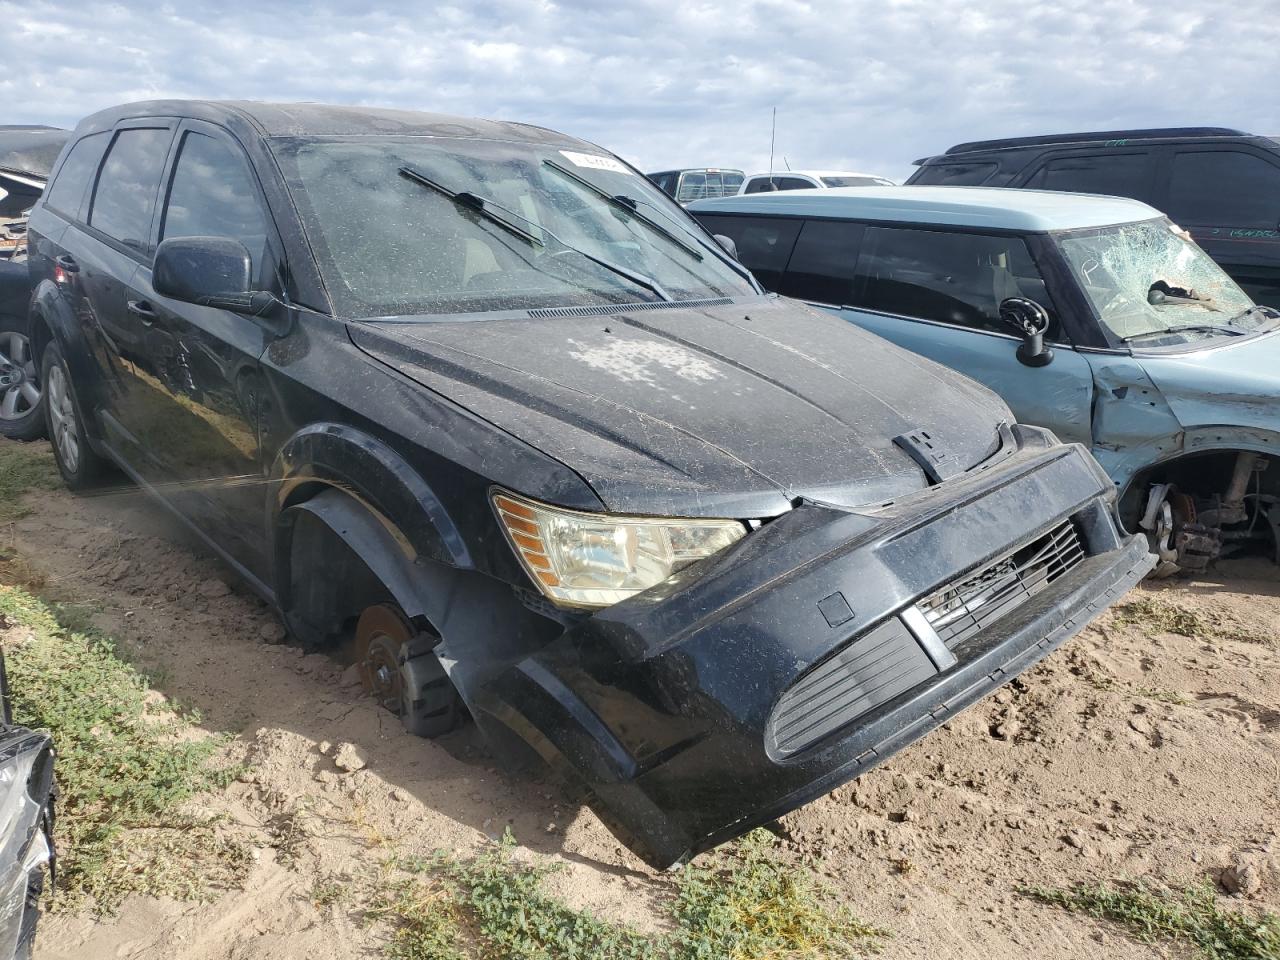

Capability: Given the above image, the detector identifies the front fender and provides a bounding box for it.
[270,422,473,572]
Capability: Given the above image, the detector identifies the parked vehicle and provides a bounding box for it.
[739,169,895,193]
[906,127,1280,308]
[691,186,1280,573]
[0,649,56,960]
[27,100,1152,868]
[0,126,69,442]
[646,167,744,204]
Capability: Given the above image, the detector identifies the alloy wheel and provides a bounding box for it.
[0,332,40,421]
[46,363,80,473]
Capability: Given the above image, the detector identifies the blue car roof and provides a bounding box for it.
[688,185,1163,233]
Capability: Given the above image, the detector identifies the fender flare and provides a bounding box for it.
[1096,426,1280,503]
[270,422,473,577]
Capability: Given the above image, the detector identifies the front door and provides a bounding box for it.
[127,121,282,582]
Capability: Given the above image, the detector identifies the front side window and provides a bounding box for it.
[89,127,173,253]
[1056,218,1258,343]
[778,219,864,304]
[161,131,271,278]
[1022,152,1149,199]
[852,226,1055,335]
[693,214,801,290]
[1167,150,1280,229]
[273,138,754,317]
[44,132,109,220]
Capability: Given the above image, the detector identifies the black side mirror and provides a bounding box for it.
[713,234,739,260]
[153,236,274,315]
[998,297,1054,367]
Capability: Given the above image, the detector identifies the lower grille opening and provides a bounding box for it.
[917,519,1085,652]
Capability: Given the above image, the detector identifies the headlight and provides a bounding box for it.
[492,490,747,608]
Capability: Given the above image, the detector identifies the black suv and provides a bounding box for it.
[24,100,1152,867]
[907,127,1280,307]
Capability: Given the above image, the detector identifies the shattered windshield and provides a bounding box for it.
[272,137,753,318]
[1055,219,1258,343]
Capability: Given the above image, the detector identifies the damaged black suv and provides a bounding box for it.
[25,100,1154,868]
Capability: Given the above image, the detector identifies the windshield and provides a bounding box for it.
[820,175,893,187]
[1055,219,1258,343]
[272,138,753,318]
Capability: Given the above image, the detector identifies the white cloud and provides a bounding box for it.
[1,0,1277,181]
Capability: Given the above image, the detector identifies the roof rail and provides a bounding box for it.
[943,127,1252,156]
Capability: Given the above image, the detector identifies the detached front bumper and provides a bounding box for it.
[480,438,1155,868]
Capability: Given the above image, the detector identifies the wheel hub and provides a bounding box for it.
[355,603,414,717]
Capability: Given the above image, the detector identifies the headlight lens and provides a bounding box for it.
[493,490,747,608]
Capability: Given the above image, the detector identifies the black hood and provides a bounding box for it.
[350,297,1014,517]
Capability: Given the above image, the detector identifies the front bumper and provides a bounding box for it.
[479,438,1155,867]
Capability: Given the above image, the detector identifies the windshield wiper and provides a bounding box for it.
[1123,324,1245,342]
[1228,304,1280,329]
[543,163,761,290]
[399,166,544,248]
[399,165,672,303]
[542,159,705,264]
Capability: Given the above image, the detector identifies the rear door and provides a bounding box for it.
[1015,149,1157,203]
[127,120,282,581]
[780,220,1097,444]
[56,122,177,467]
[1154,146,1280,308]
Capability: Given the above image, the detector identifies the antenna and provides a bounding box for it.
[768,107,777,189]
[783,155,791,171]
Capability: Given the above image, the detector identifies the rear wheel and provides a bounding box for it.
[0,330,46,440]
[42,341,108,489]
[355,603,461,738]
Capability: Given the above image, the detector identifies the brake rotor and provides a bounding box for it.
[354,604,414,716]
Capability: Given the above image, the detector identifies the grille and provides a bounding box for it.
[917,520,1085,651]
[767,618,936,759]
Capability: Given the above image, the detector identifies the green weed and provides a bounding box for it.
[0,585,247,911]
[1027,879,1280,960]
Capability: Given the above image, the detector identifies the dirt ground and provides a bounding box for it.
[5,444,1277,960]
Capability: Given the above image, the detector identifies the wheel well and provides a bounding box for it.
[28,312,53,364]
[281,506,403,651]
[1121,451,1279,523]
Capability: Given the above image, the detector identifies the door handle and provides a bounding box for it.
[54,254,79,274]
[127,300,158,325]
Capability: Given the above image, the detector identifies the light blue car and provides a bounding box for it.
[691,186,1280,573]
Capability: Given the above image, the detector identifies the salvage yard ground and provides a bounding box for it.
[0,437,1277,960]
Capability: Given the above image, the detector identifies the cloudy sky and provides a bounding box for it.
[4,0,1278,181]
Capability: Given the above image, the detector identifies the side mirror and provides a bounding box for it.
[153,236,274,315]
[713,234,739,260]
[998,297,1054,368]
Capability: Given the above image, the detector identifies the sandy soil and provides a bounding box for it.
[4,446,1276,960]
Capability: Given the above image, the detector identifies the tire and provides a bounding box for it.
[355,603,462,738]
[0,329,46,440]
[41,341,108,490]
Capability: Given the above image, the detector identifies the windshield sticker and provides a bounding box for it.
[559,150,631,174]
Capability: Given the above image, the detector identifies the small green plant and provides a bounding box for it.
[371,829,885,960]
[1112,595,1271,646]
[0,585,247,911]
[673,829,887,959]
[311,873,352,910]
[0,441,59,522]
[1026,879,1280,960]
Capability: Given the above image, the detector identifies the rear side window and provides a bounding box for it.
[693,214,801,290]
[1022,152,1149,199]
[778,220,865,304]
[1167,150,1280,228]
[744,176,816,194]
[911,162,996,186]
[852,226,1055,335]
[161,131,271,277]
[44,132,109,220]
[89,127,173,254]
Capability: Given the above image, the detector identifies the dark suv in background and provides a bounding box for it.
[907,127,1280,307]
